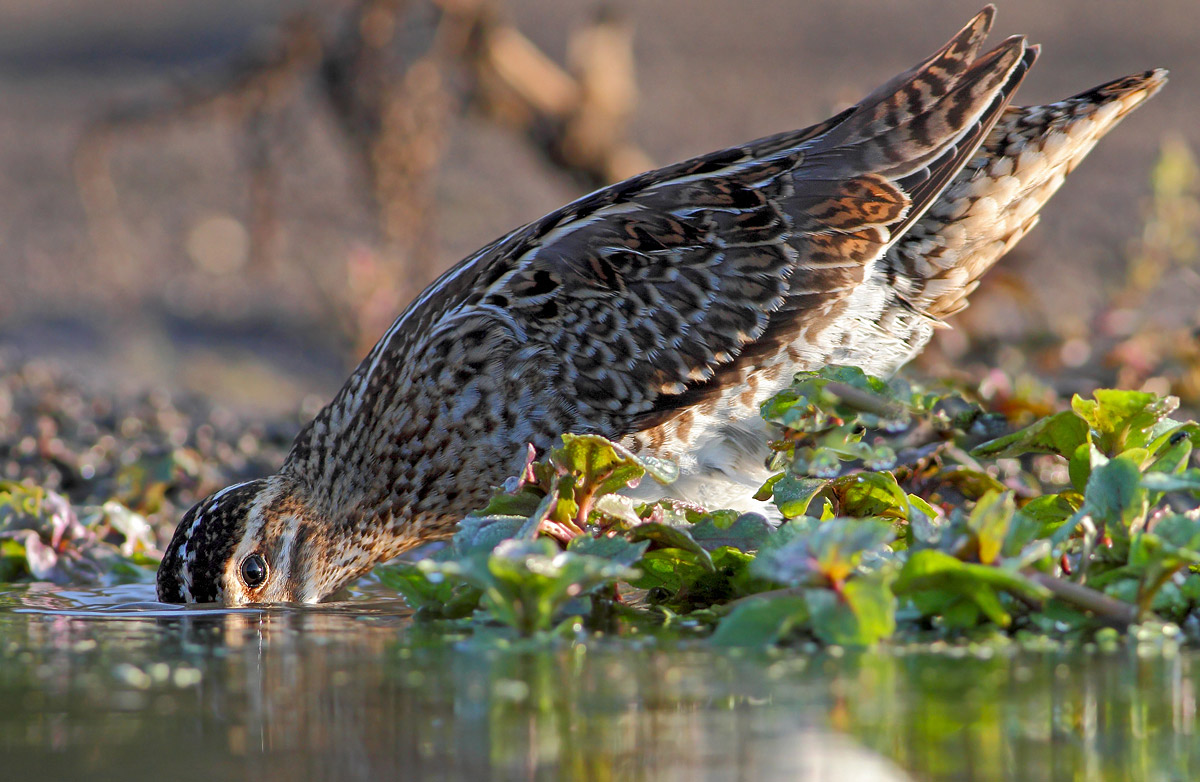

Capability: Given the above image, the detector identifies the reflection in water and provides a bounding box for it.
[1,583,1196,781]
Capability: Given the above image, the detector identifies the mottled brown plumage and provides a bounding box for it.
[157,8,1166,604]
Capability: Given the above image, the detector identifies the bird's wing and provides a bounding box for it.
[343,8,1032,447]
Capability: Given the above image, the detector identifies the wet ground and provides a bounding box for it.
[0,351,300,539]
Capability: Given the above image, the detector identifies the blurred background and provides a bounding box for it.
[0,0,1197,418]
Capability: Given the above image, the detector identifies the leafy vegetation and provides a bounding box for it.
[3,363,1200,648]
[377,367,1200,645]
[0,482,158,585]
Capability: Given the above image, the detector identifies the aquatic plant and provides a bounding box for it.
[381,367,1200,644]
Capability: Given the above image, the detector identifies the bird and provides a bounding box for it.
[156,7,1166,605]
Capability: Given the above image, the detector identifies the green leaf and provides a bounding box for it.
[906,494,943,547]
[1182,573,1200,607]
[816,365,892,395]
[627,522,715,572]
[516,491,560,539]
[752,518,894,587]
[685,508,742,528]
[1001,510,1050,561]
[375,561,481,617]
[806,577,895,646]
[1142,469,1200,494]
[1132,515,1200,567]
[1128,515,1200,616]
[1142,437,1196,508]
[1018,493,1082,538]
[566,535,649,568]
[680,547,765,606]
[966,490,1015,565]
[556,434,641,487]
[431,539,637,635]
[770,474,829,519]
[754,472,784,502]
[555,433,678,490]
[688,514,773,552]
[710,596,809,647]
[1081,456,1148,536]
[1072,390,1178,454]
[1145,431,1194,476]
[894,549,1050,628]
[760,365,907,435]
[939,596,987,630]
[904,582,994,630]
[712,547,774,598]
[1069,442,1099,492]
[827,472,909,520]
[757,517,815,554]
[972,410,1088,460]
[469,488,545,520]
[453,515,525,556]
[629,549,711,599]
[1147,420,1200,452]
[0,538,30,582]
[936,467,1009,501]
[758,387,811,430]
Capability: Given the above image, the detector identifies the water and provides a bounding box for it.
[1,584,1197,782]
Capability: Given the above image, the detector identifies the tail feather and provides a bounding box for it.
[781,26,1035,288]
[886,43,1039,245]
[885,68,1169,319]
[803,32,1031,186]
[815,6,998,152]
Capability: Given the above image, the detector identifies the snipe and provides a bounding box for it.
[157,7,1166,604]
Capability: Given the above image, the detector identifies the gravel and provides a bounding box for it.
[0,349,301,545]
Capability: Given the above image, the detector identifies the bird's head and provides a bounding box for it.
[156,474,365,605]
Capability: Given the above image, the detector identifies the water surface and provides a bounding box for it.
[2,583,1196,781]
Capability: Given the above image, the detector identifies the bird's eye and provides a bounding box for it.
[239,553,269,589]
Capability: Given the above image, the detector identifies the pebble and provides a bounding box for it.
[0,350,299,544]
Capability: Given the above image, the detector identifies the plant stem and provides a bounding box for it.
[1022,570,1142,627]
[823,381,909,420]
